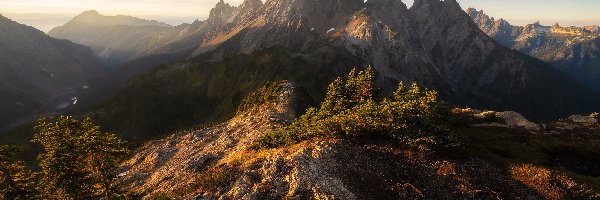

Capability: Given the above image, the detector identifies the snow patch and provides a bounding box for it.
[117,171,128,177]
[327,28,335,34]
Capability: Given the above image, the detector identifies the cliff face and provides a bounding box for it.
[190,0,598,118]
[468,8,600,92]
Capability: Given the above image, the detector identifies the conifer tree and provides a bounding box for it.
[33,116,128,199]
[0,145,37,199]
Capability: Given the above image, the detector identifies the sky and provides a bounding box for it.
[1,0,599,32]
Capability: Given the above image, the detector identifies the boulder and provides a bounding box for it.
[496,111,541,130]
[567,115,598,124]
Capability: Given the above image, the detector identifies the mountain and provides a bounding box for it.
[196,0,599,117]
[0,15,105,130]
[48,11,174,67]
[48,5,248,68]
[90,0,600,139]
[468,8,600,92]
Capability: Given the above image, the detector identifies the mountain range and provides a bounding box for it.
[1,0,600,198]
[34,0,583,139]
[1,0,598,135]
[468,8,600,92]
[0,14,105,129]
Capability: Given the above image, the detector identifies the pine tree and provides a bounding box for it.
[0,145,37,199]
[353,66,376,103]
[33,116,128,199]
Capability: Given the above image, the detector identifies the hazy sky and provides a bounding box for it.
[1,0,599,32]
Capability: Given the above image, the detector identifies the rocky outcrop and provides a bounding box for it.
[568,115,598,124]
[119,85,554,199]
[117,82,297,196]
[496,111,541,130]
[454,108,541,131]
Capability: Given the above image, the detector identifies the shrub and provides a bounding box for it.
[33,116,129,199]
[256,67,458,150]
[590,112,599,120]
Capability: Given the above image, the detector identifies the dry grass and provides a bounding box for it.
[509,164,599,199]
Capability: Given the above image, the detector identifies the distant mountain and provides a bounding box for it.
[48,11,173,67]
[48,7,246,68]
[94,0,599,138]
[468,8,600,91]
[0,15,105,129]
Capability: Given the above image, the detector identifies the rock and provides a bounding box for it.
[474,110,496,120]
[496,111,541,130]
[568,115,598,124]
[472,123,509,128]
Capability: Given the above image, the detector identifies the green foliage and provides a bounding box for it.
[96,46,359,141]
[0,145,37,199]
[256,67,457,150]
[32,116,128,199]
[237,81,286,112]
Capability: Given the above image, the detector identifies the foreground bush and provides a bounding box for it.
[33,116,129,199]
[256,67,458,150]
[1,116,129,199]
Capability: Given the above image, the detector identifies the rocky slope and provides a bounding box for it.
[468,8,600,92]
[118,82,600,199]
[0,15,105,130]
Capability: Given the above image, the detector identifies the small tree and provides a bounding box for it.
[0,145,37,199]
[33,116,128,199]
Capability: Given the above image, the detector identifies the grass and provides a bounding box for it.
[510,163,598,199]
[455,126,600,198]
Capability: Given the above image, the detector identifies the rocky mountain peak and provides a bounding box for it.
[584,25,600,34]
[365,0,409,22]
[552,22,561,28]
[206,0,238,26]
[78,10,102,17]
